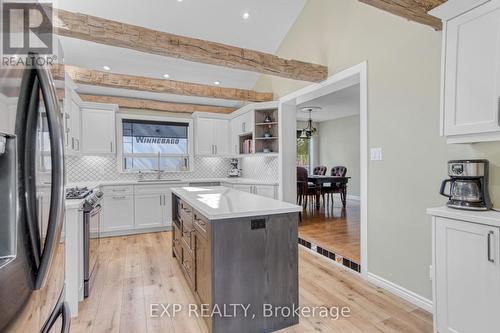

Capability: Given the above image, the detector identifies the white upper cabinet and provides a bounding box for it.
[63,75,82,154]
[213,118,229,155]
[80,103,118,155]
[194,114,229,156]
[431,0,500,143]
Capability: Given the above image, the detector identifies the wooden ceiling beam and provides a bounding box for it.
[49,7,328,82]
[359,0,447,30]
[78,94,236,114]
[51,64,272,102]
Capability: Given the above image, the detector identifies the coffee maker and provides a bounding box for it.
[440,160,492,211]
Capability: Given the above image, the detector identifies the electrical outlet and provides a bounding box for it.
[370,148,383,161]
[429,265,433,281]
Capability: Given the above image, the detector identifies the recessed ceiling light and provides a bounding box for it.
[163,73,170,79]
[242,12,250,20]
[177,0,183,2]
[102,66,111,71]
[213,81,220,85]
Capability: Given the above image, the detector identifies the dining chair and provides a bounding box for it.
[321,166,348,208]
[297,166,317,210]
[313,166,327,176]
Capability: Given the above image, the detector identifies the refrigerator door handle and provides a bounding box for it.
[16,65,42,267]
[40,298,71,333]
[34,60,65,290]
[24,77,42,267]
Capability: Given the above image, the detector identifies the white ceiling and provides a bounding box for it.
[296,84,360,122]
[56,0,306,106]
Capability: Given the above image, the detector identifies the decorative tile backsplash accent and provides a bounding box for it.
[241,155,279,182]
[66,155,279,183]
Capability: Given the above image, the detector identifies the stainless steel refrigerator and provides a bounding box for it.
[0,54,69,332]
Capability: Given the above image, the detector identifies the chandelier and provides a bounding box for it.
[299,107,320,139]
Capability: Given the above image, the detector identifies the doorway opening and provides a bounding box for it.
[279,62,368,276]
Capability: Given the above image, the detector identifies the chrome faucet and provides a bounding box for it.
[156,152,163,180]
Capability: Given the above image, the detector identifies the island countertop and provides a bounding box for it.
[172,186,301,220]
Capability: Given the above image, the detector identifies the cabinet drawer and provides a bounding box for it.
[182,221,195,253]
[179,200,193,224]
[135,183,187,195]
[102,185,133,196]
[181,242,195,289]
[193,210,208,239]
[173,223,182,261]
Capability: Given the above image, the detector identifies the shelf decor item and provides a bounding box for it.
[264,114,273,123]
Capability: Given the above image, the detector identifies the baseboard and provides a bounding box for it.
[100,226,172,238]
[367,272,433,313]
[347,195,360,201]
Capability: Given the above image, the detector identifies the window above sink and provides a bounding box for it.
[116,114,194,173]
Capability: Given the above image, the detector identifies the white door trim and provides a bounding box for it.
[278,62,368,278]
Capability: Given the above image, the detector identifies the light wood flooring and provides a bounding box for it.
[299,199,361,263]
[71,232,432,333]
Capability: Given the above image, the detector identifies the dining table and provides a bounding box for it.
[307,175,351,209]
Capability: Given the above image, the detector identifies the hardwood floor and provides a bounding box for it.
[71,232,431,333]
[299,199,360,263]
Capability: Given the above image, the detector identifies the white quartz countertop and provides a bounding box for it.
[172,186,301,220]
[427,206,500,228]
[66,177,278,189]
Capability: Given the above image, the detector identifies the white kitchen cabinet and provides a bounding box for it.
[229,111,254,154]
[80,103,118,155]
[232,184,253,193]
[194,115,229,156]
[65,96,81,154]
[429,208,500,333]
[134,194,165,229]
[431,0,500,143]
[134,183,187,229]
[102,195,135,232]
[232,184,278,199]
[254,185,277,199]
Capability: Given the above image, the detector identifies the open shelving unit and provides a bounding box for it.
[254,107,279,154]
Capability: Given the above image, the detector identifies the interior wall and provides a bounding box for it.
[254,0,500,300]
[319,115,360,196]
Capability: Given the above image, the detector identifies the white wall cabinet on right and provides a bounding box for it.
[429,208,500,333]
[431,0,500,143]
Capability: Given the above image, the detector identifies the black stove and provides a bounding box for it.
[66,187,92,200]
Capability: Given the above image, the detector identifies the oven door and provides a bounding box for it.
[84,204,101,296]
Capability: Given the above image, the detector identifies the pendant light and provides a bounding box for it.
[299,107,320,139]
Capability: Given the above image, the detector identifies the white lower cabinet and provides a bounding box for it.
[102,195,134,232]
[134,194,165,229]
[232,184,253,193]
[102,183,187,235]
[432,215,500,333]
[231,184,278,199]
[254,185,277,199]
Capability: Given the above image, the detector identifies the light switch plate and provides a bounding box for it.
[370,148,383,161]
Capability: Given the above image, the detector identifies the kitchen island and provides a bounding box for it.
[171,186,301,333]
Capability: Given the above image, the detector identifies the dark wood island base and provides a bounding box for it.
[172,193,299,333]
